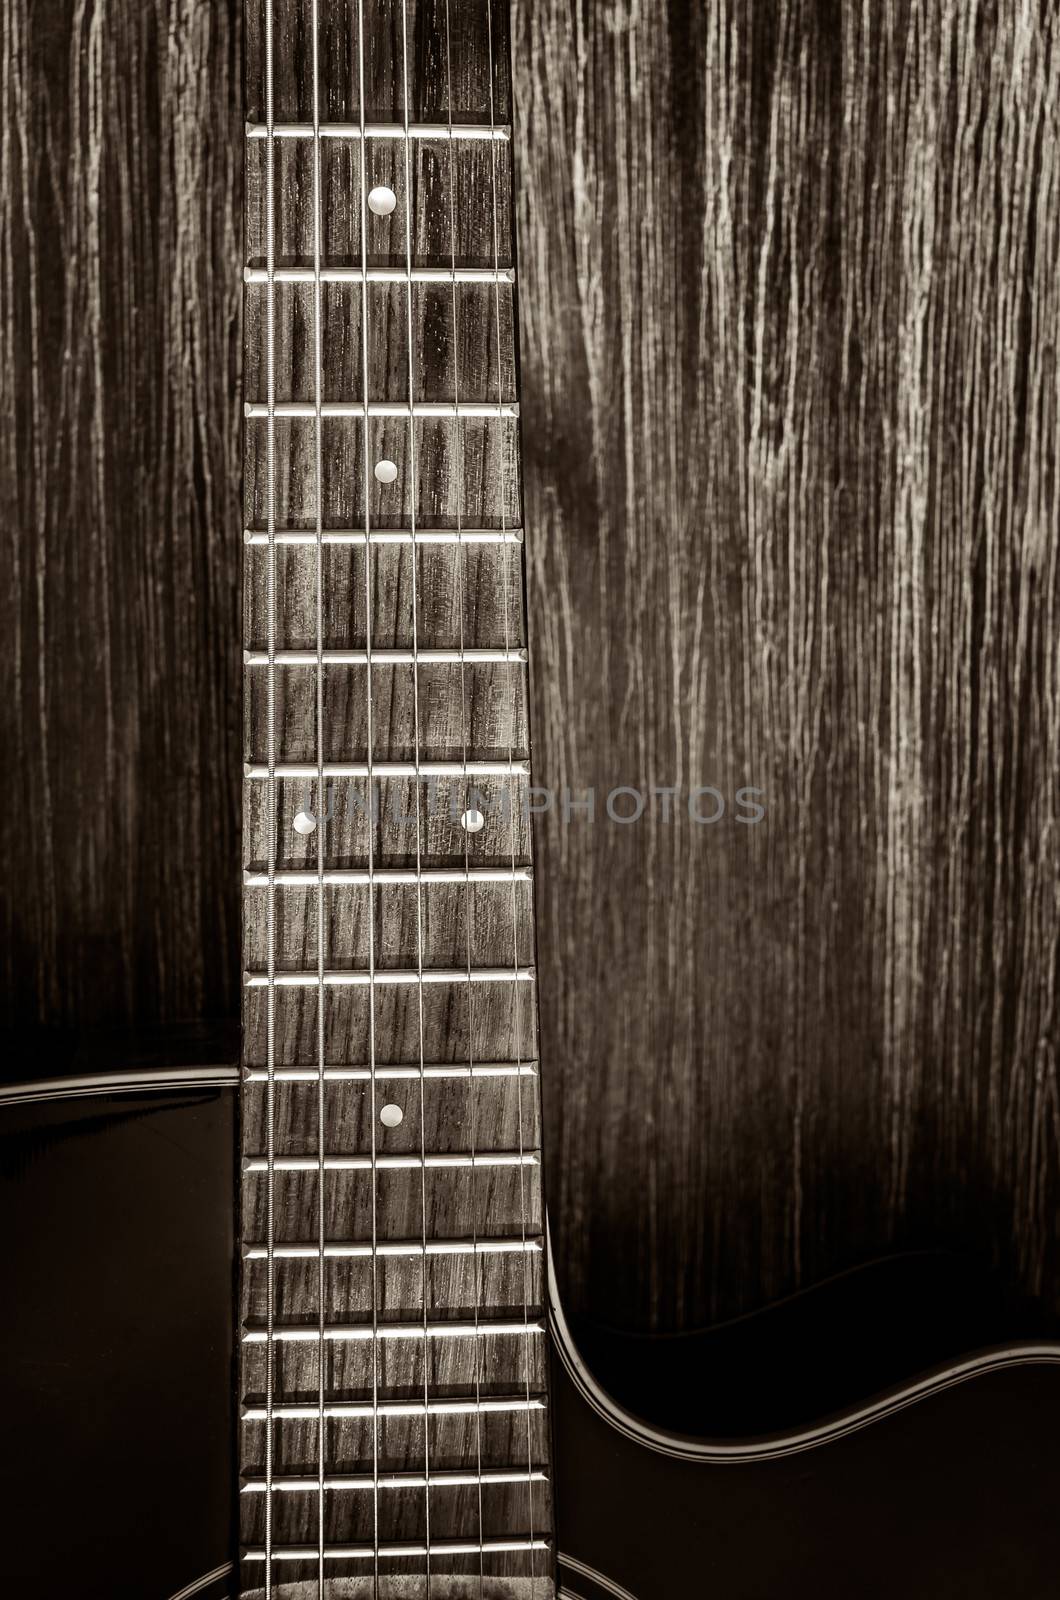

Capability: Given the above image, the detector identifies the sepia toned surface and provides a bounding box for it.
[0,0,243,1040]
[3,0,1059,1499]
[239,3,553,1594]
[513,0,1060,1332]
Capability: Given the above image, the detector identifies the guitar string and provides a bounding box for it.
[397,3,435,1586]
[486,2,540,1584]
[444,6,487,1594]
[310,2,326,1593]
[263,1,277,1594]
[355,5,383,1595]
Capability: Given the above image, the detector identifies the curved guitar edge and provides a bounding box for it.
[545,1225,1060,1462]
[165,1561,234,1600]
[555,1555,641,1600]
[0,1063,241,1108]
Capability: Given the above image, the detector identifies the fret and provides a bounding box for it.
[244,1537,548,1561]
[244,967,534,986]
[243,1062,538,1082]
[244,1396,546,1422]
[245,758,528,777]
[245,265,514,284]
[246,120,511,141]
[244,865,531,884]
[243,1317,545,1342]
[243,1152,539,1171]
[243,1234,541,1259]
[243,1467,547,1491]
[244,646,526,664]
[244,525,523,543]
[245,399,518,417]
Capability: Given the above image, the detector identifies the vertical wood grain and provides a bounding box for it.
[0,0,243,1038]
[513,0,1060,1332]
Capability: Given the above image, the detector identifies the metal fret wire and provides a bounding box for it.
[263,1,277,1592]
[396,3,434,1586]
[310,2,327,1593]
[487,2,540,1585]
[444,5,486,1591]
[355,5,383,1594]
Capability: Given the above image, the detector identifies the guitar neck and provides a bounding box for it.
[238,2,553,1594]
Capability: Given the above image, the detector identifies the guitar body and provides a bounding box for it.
[4,1,1060,1595]
[550,1353,1060,1600]
[3,1076,1060,1598]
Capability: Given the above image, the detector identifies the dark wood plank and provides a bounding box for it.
[0,0,243,1041]
[513,0,1060,1333]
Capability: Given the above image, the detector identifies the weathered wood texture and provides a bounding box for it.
[6,0,1060,1437]
[239,5,553,1593]
[0,0,243,1040]
[513,0,1060,1332]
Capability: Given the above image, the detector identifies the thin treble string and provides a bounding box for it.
[486,2,539,1583]
[263,1,277,1595]
[355,6,382,1597]
[310,1,327,1593]
[444,4,486,1593]
[397,3,432,1589]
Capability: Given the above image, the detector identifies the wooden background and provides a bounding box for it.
[514,0,1060,1331]
[4,0,1060,1342]
[0,0,242,1042]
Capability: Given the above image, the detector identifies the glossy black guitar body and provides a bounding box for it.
[4,1068,1059,1600]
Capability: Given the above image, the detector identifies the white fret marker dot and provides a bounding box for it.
[368,185,397,217]
[380,1103,403,1129]
[374,459,398,485]
[461,808,485,833]
[293,811,317,835]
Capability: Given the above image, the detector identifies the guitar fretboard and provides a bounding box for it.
[239,3,553,1595]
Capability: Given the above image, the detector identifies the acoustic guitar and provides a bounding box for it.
[3,3,1060,1598]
